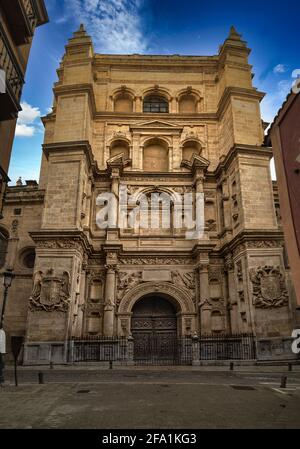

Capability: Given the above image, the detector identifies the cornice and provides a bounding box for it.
[219,230,285,257]
[53,83,97,116]
[42,140,98,174]
[30,230,93,255]
[95,112,218,121]
[217,86,265,118]
[214,144,273,178]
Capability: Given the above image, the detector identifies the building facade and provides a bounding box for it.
[0,0,48,218]
[267,91,300,307]
[1,26,299,365]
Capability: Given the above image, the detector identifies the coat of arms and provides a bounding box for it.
[250,265,288,309]
[29,269,71,312]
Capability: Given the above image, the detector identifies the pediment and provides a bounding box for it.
[130,120,182,130]
[181,154,210,171]
[107,153,131,168]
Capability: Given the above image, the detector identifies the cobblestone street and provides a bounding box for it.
[0,366,300,429]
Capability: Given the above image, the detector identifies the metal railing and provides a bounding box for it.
[133,335,193,366]
[199,333,256,360]
[0,23,24,105]
[22,0,38,33]
[70,336,128,363]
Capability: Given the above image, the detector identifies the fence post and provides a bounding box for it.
[68,340,74,364]
[192,333,200,366]
[127,335,134,366]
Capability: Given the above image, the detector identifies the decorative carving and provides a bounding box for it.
[117,271,143,303]
[236,260,243,281]
[233,240,284,257]
[206,219,217,231]
[250,266,288,309]
[199,298,212,310]
[119,282,196,314]
[208,267,222,281]
[119,257,194,265]
[171,271,195,290]
[172,186,194,194]
[29,270,71,313]
[224,253,234,271]
[36,239,84,255]
[246,240,283,249]
[11,219,19,238]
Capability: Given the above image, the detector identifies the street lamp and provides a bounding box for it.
[0,270,15,329]
[0,270,14,385]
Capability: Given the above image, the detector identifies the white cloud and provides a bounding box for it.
[15,101,41,138]
[67,0,148,53]
[15,124,35,137]
[273,64,287,74]
[260,79,292,124]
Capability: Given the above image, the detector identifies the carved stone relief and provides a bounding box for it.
[117,271,143,304]
[29,269,71,313]
[119,257,194,265]
[250,265,289,309]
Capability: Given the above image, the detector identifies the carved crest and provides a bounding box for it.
[29,269,71,313]
[250,265,288,309]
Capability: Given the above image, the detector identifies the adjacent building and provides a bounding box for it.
[1,25,299,365]
[267,91,300,307]
[0,0,48,220]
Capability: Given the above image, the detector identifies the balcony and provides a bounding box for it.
[0,23,24,120]
[1,0,39,45]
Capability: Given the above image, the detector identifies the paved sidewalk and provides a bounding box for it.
[0,369,300,429]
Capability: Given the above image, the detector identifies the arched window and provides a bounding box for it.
[114,93,133,113]
[109,139,130,159]
[0,227,9,269]
[143,138,169,172]
[179,94,197,113]
[143,95,169,113]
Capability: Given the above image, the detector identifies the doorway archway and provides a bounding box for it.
[131,294,179,364]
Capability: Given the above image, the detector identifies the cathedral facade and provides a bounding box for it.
[1,26,299,365]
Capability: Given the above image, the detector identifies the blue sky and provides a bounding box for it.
[9,0,299,184]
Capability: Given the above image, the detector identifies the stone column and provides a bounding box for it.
[198,263,211,333]
[103,265,117,337]
[225,254,239,333]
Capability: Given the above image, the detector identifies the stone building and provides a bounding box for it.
[0,0,48,218]
[1,25,299,365]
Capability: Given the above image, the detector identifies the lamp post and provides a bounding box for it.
[0,270,14,385]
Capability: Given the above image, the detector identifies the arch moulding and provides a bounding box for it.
[118,281,196,315]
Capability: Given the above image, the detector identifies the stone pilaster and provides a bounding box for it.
[103,266,117,337]
[103,250,119,337]
[198,263,210,333]
[225,253,239,333]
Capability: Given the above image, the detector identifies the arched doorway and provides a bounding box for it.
[131,295,179,364]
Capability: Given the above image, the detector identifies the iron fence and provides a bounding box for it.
[70,336,128,363]
[199,333,256,360]
[133,335,193,366]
